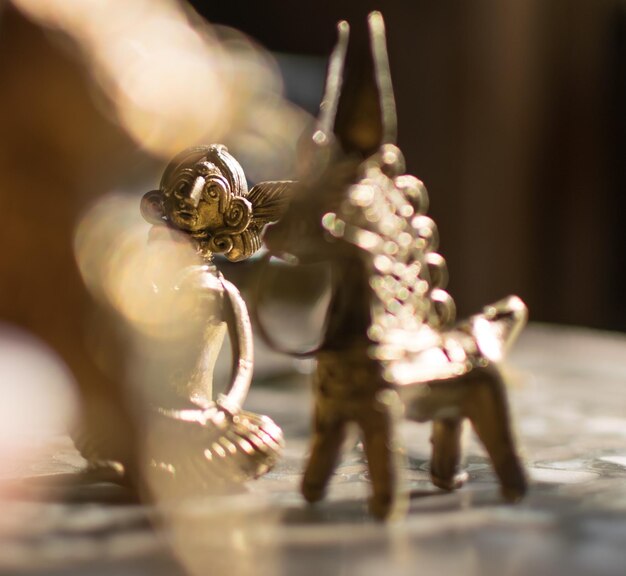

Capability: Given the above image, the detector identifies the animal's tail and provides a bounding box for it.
[462,295,528,363]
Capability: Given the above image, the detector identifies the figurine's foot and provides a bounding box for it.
[430,469,468,492]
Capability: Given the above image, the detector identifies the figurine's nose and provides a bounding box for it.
[188,176,206,207]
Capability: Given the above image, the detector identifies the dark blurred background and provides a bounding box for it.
[0,0,626,330]
[196,0,626,331]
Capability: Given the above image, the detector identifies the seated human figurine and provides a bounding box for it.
[77,144,291,495]
[257,13,528,519]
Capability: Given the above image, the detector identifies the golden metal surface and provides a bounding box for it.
[259,12,528,519]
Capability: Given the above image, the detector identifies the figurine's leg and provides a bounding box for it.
[430,418,466,491]
[301,404,346,504]
[360,394,406,520]
[463,367,527,502]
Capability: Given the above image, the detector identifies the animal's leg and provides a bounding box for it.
[430,418,466,491]
[301,404,346,504]
[464,367,527,502]
[360,391,406,520]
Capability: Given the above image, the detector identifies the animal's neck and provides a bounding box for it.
[322,256,372,350]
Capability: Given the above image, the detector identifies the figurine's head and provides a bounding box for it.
[141,145,256,261]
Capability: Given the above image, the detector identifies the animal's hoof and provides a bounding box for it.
[501,480,528,503]
[498,458,528,503]
[431,469,468,492]
[368,492,407,521]
[301,482,325,504]
[368,495,393,520]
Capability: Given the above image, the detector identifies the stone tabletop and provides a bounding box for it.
[2,324,626,576]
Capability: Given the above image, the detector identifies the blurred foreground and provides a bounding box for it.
[1,325,626,576]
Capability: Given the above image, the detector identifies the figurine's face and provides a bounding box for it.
[141,145,259,261]
[163,160,230,234]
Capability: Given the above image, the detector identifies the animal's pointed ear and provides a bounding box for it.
[316,20,350,142]
[140,190,166,224]
[368,11,397,146]
[333,11,397,157]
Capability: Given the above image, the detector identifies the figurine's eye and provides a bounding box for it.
[173,181,188,198]
[207,186,219,198]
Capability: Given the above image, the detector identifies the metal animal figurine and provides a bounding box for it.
[77,144,290,494]
[258,13,528,519]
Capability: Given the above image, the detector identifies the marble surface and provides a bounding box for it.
[2,324,626,576]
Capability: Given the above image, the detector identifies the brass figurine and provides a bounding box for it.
[258,13,528,519]
[78,145,290,493]
[141,145,292,491]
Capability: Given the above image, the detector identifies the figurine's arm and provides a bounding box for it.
[157,268,252,413]
[216,278,253,414]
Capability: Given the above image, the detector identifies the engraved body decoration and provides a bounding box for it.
[260,13,528,519]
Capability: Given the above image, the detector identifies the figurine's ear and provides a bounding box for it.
[222,230,261,262]
[140,190,166,224]
[223,196,252,234]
